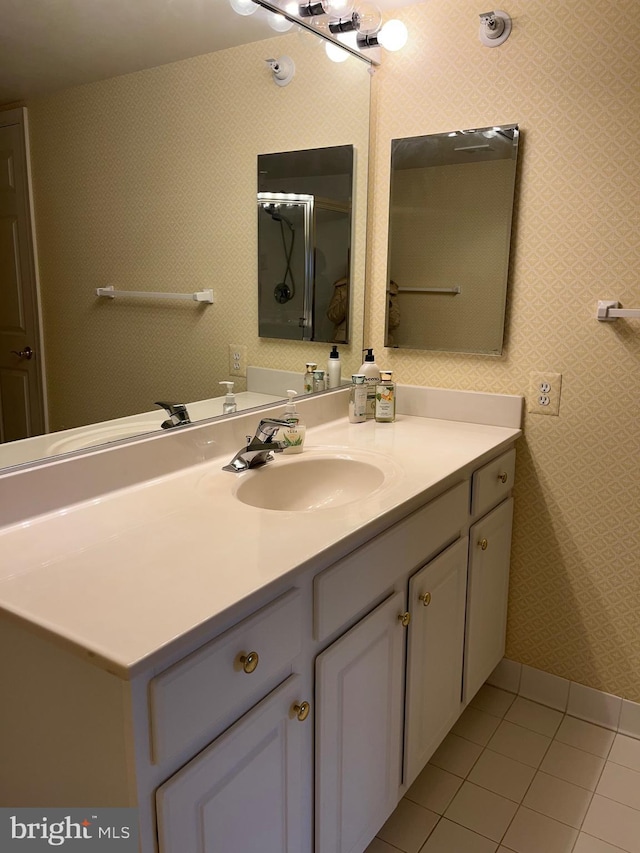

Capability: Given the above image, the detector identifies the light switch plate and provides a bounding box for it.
[528,371,562,416]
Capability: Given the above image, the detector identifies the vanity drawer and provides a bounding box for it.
[471,448,516,519]
[149,588,302,765]
[314,481,469,642]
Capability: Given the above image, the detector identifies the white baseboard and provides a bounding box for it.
[488,658,640,738]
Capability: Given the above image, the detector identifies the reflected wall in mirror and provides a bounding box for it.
[257,145,353,343]
[0,23,371,471]
[385,124,519,354]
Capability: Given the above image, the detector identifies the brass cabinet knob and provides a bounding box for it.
[478,538,489,551]
[497,471,508,484]
[239,651,259,674]
[293,701,310,722]
[418,591,432,607]
[398,611,411,627]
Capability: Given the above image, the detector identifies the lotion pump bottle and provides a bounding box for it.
[358,348,381,420]
[327,345,341,389]
[282,390,306,454]
[219,381,237,414]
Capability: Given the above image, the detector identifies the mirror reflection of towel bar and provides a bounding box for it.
[396,286,461,294]
[96,286,214,304]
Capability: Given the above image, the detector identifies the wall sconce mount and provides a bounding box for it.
[478,9,512,47]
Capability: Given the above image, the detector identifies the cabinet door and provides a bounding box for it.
[316,590,405,853]
[464,498,514,702]
[404,537,468,787]
[156,675,309,853]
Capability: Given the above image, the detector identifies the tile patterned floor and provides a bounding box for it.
[366,686,640,853]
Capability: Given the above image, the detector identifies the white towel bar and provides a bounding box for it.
[596,300,640,321]
[96,286,214,304]
[396,286,461,294]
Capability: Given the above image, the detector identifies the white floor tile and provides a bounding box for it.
[618,701,640,740]
[502,806,578,853]
[505,697,563,737]
[452,706,502,746]
[574,834,630,852]
[421,818,499,852]
[487,720,552,768]
[582,794,640,853]
[470,684,516,718]
[444,781,518,842]
[556,716,616,758]
[522,770,593,828]
[429,733,483,778]
[608,734,640,773]
[540,740,606,791]
[519,665,570,712]
[468,748,536,803]
[568,684,622,731]
[404,764,463,815]
[376,798,438,853]
[596,761,640,811]
[365,838,402,853]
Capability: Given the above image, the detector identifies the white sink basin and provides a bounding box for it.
[234,455,388,512]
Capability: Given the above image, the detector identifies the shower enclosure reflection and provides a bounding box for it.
[257,145,353,343]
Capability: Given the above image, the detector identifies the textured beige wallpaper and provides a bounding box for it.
[27,31,370,431]
[368,0,640,699]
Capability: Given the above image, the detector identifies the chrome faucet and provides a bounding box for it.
[223,418,290,472]
[155,401,192,429]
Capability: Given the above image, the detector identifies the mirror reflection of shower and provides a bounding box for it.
[257,145,354,343]
[263,202,296,304]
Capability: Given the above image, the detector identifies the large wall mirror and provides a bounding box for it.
[385,124,519,354]
[0,1,371,471]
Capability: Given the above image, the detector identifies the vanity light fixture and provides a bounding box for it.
[267,10,295,30]
[356,18,408,51]
[478,9,512,47]
[265,56,296,86]
[229,0,258,15]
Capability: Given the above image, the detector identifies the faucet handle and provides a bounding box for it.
[254,417,291,443]
[155,401,187,416]
[155,401,191,429]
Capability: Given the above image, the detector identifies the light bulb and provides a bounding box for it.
[353,2,382,36]
[377,19,408,51]
[324,0,355,15]
[229,0,257,15]
[267,11,294,31]
[325,40,350,62]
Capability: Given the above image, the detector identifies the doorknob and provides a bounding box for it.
[10,346,33,360]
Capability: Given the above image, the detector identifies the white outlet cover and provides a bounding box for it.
[528,371,562,416]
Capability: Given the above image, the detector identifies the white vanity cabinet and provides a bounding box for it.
[0,427,519,853]
[404,536,469,787]
[156,675,308,853]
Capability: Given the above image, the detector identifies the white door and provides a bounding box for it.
[0,107,44,442]
[315,590,406,853]
[464,498,514,702]
[156,675,309,853]
[404,537,468,787]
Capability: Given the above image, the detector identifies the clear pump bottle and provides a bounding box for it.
[219,381,237,414]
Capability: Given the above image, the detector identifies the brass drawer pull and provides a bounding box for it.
[418,591,432,607]
[239,651,259,674]
[398,612,411,627]
[497,471,508,484]
[479,538,489,551]
[293,701,310,722]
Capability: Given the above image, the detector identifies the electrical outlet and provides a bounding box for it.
[528,371,562,416]
[228,344,247,378]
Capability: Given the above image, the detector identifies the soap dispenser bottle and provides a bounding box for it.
[327,345,341,388]
[282,390,306,454]
[219,381,237,414]
[358,348,381,420]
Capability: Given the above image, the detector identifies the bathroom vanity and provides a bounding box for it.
[0,386,521,853]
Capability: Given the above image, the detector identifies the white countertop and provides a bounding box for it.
[0,410,520,678]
